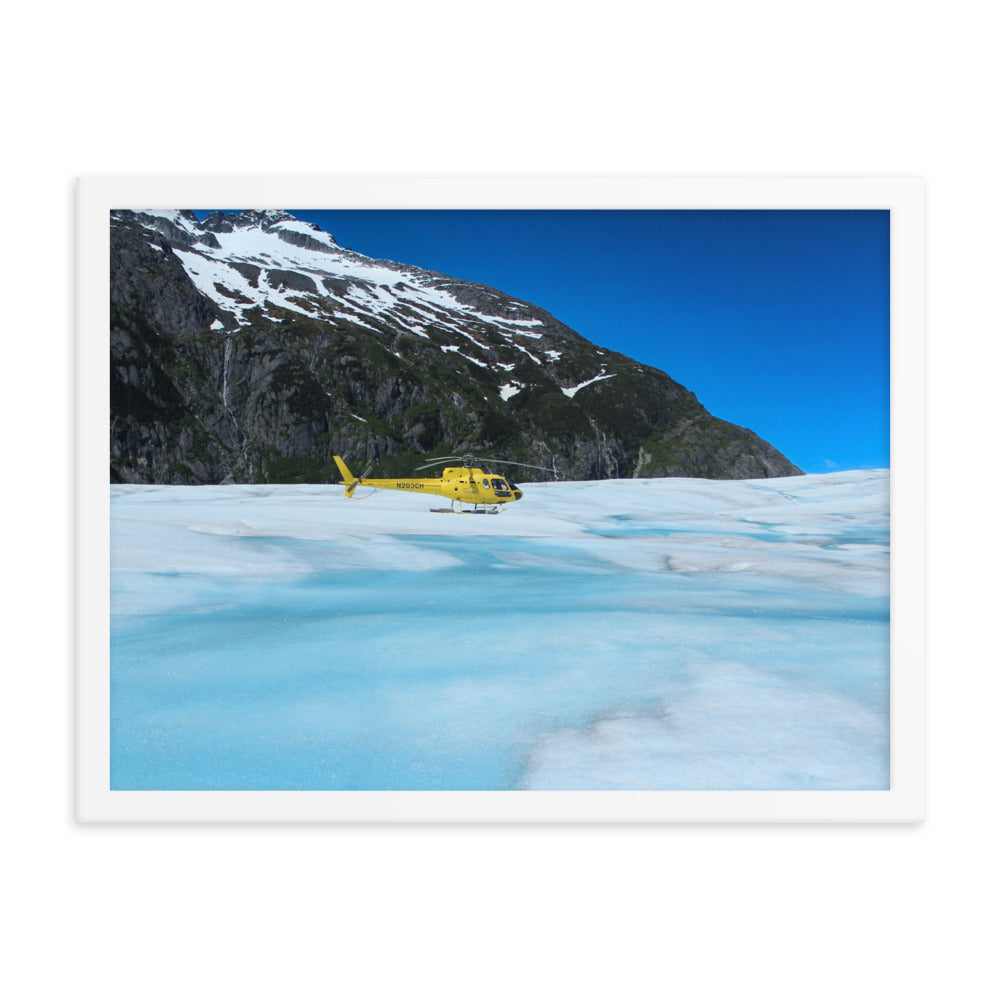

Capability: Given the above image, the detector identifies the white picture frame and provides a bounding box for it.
[77,176,924,823]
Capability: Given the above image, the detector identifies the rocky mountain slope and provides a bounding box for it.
[110,209,802,484]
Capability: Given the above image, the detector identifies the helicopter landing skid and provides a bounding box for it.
[429,505,502,515]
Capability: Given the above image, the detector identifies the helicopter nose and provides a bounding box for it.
[513,489,523,501]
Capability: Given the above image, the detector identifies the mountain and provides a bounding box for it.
[109,209,802,484]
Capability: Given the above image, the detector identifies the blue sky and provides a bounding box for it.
[230,209,890,473]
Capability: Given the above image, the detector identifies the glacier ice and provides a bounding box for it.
[110,470,889,790]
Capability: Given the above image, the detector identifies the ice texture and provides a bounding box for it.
[110,470,889,790]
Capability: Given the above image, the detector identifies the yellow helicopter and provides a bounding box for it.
[333,454,556,514]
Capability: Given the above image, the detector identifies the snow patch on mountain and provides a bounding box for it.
[173,248,320,321]
[442,345,489,368]
[562,371,617,397]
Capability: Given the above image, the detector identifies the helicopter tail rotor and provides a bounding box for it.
[333,456,372,498]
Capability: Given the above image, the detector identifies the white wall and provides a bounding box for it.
[5,2,992,996]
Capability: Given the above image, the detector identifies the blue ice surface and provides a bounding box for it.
[110,518,889,791]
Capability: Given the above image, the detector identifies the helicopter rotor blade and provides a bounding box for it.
[413,453,560,478]
[474,457,560,477]
[414,456,464,471]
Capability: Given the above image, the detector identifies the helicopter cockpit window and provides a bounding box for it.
[491,478,506,490]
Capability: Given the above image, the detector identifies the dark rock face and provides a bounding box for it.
[274,227,339,255]
[264,269,319,294]
[110,222,217,338]
[117,210,221,249]
[109,210,803,485]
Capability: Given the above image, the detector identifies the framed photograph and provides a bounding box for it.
[77,176,924,822]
